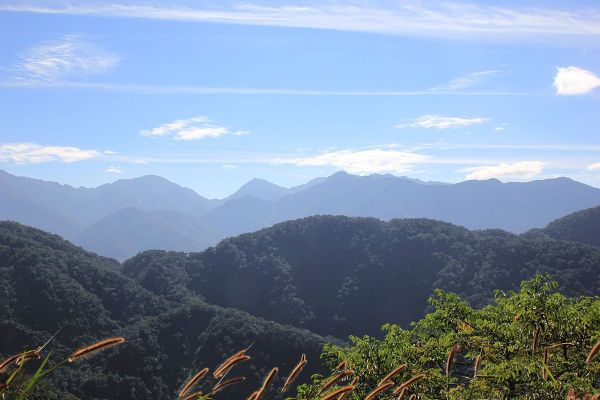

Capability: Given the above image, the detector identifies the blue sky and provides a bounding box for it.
[1,0,600,198]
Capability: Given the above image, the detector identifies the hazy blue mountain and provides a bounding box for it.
[227,178,290,201]
[204,172,600,236]
[74,207,220,260]
[3,169,600,259]
[0,169,215,232]
[201,195,278,237]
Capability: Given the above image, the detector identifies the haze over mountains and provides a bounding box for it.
[2,168,600,259]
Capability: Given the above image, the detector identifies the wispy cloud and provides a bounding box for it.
[461,161,545,180]
[271,149,428,175]
[104,166,122,173]
[396,115,489,129]
[11,34,120,84]
[2,2,600,42]
[141,116,250,141]
[2,80,534,96]
[587,162,600,171]
[0,143,99,163]
[431,70,503,91]
[554,66,600,95]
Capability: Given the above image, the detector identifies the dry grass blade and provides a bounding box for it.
[321,384,355,400]
[318,369,354,394]
[67,337,125,363]
[393,374,425,395]
[542,348,549,381]
[586,340,600,364]
[178,367,210,398]
[211,376,246,395]
[365,381,395,400]
[532,325,541,353]
[378,364,407,386]
[473,354,482,379]
[445,344,460,376]
[281,355,307,393]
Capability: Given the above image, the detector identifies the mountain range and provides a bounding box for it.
[2,168,600,259]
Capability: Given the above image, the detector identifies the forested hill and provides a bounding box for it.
[539,205,600,248]
[0,221,327,400]
[124,215,600,339]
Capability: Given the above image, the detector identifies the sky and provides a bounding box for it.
[0,0,599,198]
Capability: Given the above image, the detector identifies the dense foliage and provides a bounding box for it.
[125,216,600,338]
[296,276,600,399]
[542,206,600,248]
[0,222,327,399]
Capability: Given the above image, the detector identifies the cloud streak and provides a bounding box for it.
[431,70,503,91]
[11,34,120,84]
[2,2,600,42]
[396,115,489,129]
[554,66,600,95]
[461,161,545,180]
[0,143,100,163]
[141,116,249,141]
[271,149,428,175]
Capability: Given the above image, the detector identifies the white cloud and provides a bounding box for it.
[2,2,600,41]
[272,149,428,175]
[554,66,600,95]
[432,70,503,91]
[587,163,600,171]
[462,161,545,180]
[397,115,488,129]
[141,116,248,141]
[0,143,99,163]
[12,34,120,84]
[104,166,122,173]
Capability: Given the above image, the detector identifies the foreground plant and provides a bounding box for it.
[295,276,600,400]
[0,336,125,399]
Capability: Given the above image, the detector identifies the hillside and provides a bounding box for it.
[124,215,600,339]
[540,206,600,248]
[0,222,327,400]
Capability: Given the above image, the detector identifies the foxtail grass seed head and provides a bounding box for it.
[211,376,246,395]
[67,337,125,363]
[181,390,205,400]
[15,350,40,366]
[318,369,354,394]
[409,395,417,400]
[379,364,407,386]
[446,344,460,376]
[335,360,346,370]
[586,340,600,364]
[281,356,307,393]
[252,367,278,400]
[0,354,20,372]
[365,381,395,400]
[338,377,359,400]
[393,374,425,395]
[214,352,251,379]
[179,367,209,398]
[321,385,355,400]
